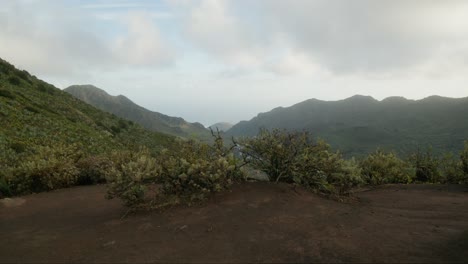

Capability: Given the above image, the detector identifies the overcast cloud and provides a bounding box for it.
[1,0,468,125]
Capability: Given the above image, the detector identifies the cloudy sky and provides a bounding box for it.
[1,0,468,126]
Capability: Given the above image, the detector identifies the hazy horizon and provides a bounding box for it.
[67,84,467,127]
[2,0,468,125]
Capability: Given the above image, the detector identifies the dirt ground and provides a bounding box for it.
[1,182,467,263]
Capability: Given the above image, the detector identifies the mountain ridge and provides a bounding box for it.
[227,95,468,157]
[65,85,211,141]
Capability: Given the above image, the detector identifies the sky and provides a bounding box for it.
[1,0,468,126]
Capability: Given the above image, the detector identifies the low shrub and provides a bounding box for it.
[106,148,161,208]
[461,141,468,182]
[360,150,413,185]
[5,144,83,195]
[439,153,464,184]
[159,139,244,204]
[0,89,16,100]
[410,148,442,183]
[8,76,21,86]
[76,156,113,185]
[106,136,245,210]
[0,174,12,198]
[239,129,363,195]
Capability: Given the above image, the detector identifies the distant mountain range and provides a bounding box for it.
[65,85,212,141]
[226,95,468,157]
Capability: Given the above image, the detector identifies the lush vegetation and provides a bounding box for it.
[0,58,174,197]
[106,132,245,210]
[237,130,362,195]
[1,58,467,213]
[65,85,212,142]
[105,129,467,210]
[227,95,468,157]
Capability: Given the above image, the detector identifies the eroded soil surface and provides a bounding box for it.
[1,183,467,263]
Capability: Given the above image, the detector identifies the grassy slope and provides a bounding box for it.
[0,58,174,168]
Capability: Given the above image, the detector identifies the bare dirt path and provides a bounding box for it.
[1,183,467,263]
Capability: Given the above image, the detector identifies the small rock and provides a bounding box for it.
[103,240,115,247]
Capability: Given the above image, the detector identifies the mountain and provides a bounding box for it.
[0,58,173,178]
[227,95,468,157]
[209,122,233,132]
[65,85,211,141]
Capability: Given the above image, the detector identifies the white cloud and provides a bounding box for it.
[171,0,468,77]
[1,0,468,125]
[113,12,175,67]
[0,0,175,78]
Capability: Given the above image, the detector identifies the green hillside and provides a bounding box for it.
[65,85,212,141]
[227,95,468,157]
[0,58,174,196]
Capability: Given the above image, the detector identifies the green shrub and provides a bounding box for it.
[76,156,113,185]
[328,158,363,195]
[159,139,244,203]
[10,141,27,153]
[36,83,55,94]
[239,129,362,195]
[8,76,21,86]
[24,106,40,114]
[360,150,413,185]
[439,153,464,184]
[106,148,161,208]
[110,125,121,134]
[5,144,83,195]
[106,136,245,210]
[410,148,441,183]
[118,119,129,130]
[0,89,16,100]
[461,141,468,179]
[0,174,12,198]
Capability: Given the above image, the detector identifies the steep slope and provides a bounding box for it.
[0,58,173,182]
[209,122,233,132]
[227,95,468,157]
[65,85,211,141]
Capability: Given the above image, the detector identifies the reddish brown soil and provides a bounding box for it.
[1,183,467,263]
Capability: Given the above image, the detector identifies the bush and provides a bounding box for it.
[5,144,83,195]
[159,139,244,204]
[36,83,55,94]
[76,156,113,185]
[360,150,413,185]
[239,129,362,195]
[461,141,468,180]
[8,76,21,86]
[106,148,161,208]
[410,148,441,183]
[10,141,27,153]
[24,106,40,114]
[0,174,12,198]
[439,153,464,184]
[106,136,245,210]
[0,89,16,100]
